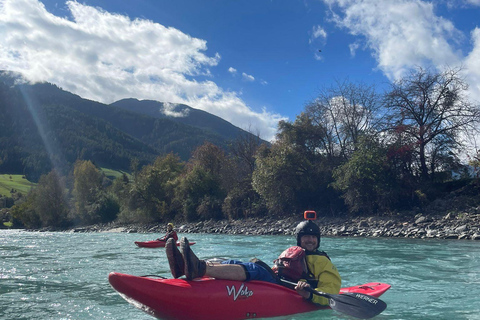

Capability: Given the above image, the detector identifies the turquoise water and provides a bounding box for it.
[1,230,479,320]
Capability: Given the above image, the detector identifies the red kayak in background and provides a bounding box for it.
[108,272,390,320]
[134,240,196,248]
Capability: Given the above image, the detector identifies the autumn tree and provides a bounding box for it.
[384,67,480,182]
[252,80,380,216]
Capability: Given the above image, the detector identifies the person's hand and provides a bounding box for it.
[294,281,311,299]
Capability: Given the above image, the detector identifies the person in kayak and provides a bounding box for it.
[165,219,341,306]
[157,223,178,242]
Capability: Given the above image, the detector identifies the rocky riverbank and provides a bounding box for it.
[70,209,480,240]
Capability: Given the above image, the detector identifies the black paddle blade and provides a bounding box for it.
[329,292,387,319]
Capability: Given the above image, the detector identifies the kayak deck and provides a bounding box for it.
[109,272,390,320]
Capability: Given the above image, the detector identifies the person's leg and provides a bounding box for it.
[180,237,206,280]
[212,260,276,283]
[205,263,247,280]
[179,238,275,283]
[165,238,184,278]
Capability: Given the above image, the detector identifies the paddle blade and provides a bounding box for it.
[329,292,387,319]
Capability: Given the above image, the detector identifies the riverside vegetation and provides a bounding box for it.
[1,67,480,235]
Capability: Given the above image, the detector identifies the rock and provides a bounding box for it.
[426,229,437,238]
[415,216,427,224]
[358,220,369,228]
[444,212,454,220]
[444,234,458,239]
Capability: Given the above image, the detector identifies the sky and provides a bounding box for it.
[1,0,480,142]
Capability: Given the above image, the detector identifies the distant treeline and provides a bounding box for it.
[5,67,480,228]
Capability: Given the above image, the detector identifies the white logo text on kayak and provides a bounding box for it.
[226,284,253,301]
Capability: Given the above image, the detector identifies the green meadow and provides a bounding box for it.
[0,174,36,197]
[0,169,128,198]
[100,168,132,180]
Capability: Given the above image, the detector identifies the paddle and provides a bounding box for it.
[280,279,387,319]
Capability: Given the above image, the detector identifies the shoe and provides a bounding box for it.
[166,238,185,278]
[180,237,206,280]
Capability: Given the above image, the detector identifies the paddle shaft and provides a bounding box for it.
[280,279,333,299]
[280,279,387,319]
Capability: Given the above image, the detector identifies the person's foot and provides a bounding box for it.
[166,238,185,278]
[180,237,206,280]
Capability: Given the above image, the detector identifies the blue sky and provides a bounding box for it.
[1,0,480,142]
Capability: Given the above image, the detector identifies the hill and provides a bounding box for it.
[111,99,247,141]
[0,71,264,181]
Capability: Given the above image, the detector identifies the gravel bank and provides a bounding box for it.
[71,210,480,240]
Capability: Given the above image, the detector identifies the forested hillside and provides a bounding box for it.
[0,71,259,181]
[111,99,246,140]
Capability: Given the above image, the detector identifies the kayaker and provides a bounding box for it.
[157,223,178,242]
[165,219,341,306]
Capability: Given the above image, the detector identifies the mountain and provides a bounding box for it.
[0,71,263,181]
[111,99,245,141]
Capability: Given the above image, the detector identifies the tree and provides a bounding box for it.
[176,143,229,221]
[11,170,69,228]
[303,80,381,160]
[384,67,480,182]
[177,165,224,221]
[189,142,233,189]
[73,160,105,224]
[251,142,301,214]
[34,170,69,227]
[127,153,184,222]
[252,81,379,216]
[226,129,266,219]
[229,128,264,177]
[332,136,398,214]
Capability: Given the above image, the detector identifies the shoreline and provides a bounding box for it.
[66,210,480,240]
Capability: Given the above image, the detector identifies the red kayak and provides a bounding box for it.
[109,272,390,320]
[134,240,196,248]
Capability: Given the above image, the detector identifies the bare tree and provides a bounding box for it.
[384,67,480,181]
[304,79,381,160]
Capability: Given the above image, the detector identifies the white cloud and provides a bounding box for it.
[324,0,464,80]
[465,0,480,6]
[322,0,480,154]
[228,67,237,74]
[242,72,255,82]
[464,28,480,103]
[310,25,327,43]
[162,102,189,118]
[0,0,281,140]
[349,41,360,57]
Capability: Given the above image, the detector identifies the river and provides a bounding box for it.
[1,230,479,320]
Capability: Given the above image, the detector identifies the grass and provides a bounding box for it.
[0,168,129,197]
[100,168,132,180]
[0,174,36,197]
